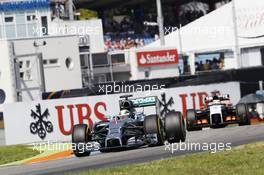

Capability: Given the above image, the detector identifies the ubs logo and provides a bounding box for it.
[30,104,53,140]
[159,93,175,117]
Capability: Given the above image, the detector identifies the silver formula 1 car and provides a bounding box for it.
[72,95,186,157]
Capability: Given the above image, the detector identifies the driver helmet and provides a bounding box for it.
[119,109,131,116]
[213,95,219,101]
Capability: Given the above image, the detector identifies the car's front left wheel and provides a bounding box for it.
[144,115,164,146]
[237,103,250,126]
[165,111,186,143]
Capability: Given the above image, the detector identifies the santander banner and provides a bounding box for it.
[136,49,179,67]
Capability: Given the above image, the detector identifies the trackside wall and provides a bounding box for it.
[3,82,240,145]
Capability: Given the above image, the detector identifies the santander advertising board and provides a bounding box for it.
[136,49,179,67]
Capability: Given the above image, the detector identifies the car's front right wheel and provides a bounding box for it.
[186,109,202,131]
[72,124,91,157]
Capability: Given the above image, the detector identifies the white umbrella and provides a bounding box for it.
[238,93,264,104]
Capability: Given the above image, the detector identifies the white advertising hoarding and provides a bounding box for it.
[4,82,241,145]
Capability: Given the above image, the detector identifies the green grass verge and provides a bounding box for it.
[75,142,264,175]
[0,145,40,165]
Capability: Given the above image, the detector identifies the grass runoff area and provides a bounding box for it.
[0,145,40,165]
[75,142,264,175]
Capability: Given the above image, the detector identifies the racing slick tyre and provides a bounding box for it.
[72,124,91,157]
[165,111,186,143]
[186,109,202,131]
[237,103,250,126]
[144,115,164,146]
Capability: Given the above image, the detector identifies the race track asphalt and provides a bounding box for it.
[1,124,264,175]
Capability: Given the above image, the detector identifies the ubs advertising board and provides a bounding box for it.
[4,82,241,145]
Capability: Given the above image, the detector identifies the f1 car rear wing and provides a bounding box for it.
[119,96,158,109]
[119,96,161,116]
[131,96,158,108]
[205,94,230,103]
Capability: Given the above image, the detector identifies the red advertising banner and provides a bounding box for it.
[136,49,179,67]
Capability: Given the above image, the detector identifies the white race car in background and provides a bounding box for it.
[186,94,250,131]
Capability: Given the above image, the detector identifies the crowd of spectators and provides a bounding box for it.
[103,15,159,52]
[102,1,230,52]
[195,58,224,71]
[104,15,158,36]
[104,37,156,51]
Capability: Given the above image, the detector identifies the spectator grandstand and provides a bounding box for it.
[70,0,231,52]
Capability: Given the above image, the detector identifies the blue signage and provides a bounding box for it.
[0,0,49,12]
